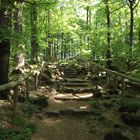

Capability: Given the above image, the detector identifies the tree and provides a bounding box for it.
[30,1,38,63]
[104,0,112,68]
[126,0,140,59]
[14,0,25,69]
[0,0,12,99]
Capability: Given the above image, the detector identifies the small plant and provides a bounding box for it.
[22,101,38,117]
[0,126,32,140]
[90,100,100,109]
[0,115,37,140]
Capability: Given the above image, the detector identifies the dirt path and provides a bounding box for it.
[31,95,96,140]
[31,115,95,140]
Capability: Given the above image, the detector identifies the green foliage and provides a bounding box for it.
[21,101,38,117]
[0,116,36,140]
[118,98,140,111]
[90,100,101,109]
[0,127,31,140]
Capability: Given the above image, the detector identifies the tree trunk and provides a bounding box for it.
[61,32,64,60]
[0,0,11,99]
[14,1,25,69]
[139,24,140,48]
[105,0,111,68]
[129,7,134,58]
[14,1,23,33]
[30,2,38,63]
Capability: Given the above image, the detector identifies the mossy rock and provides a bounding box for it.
[32,96,48,107]
[121,112,140,126]
[119,99,140,113]
[104,131,130,140]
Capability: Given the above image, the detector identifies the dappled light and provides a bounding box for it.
[0,0,140,140]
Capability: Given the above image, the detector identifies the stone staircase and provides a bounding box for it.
[41,63,102,117]
[54,64,99,101]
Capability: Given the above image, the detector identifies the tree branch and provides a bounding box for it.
[126,0,131,8]
[24,0,58,5]
[133,0,140,10]
[111,4,126,13]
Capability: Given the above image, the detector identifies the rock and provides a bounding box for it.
[72,110,93,116]
[121,112,140,126]
[59,109,74,115]
[104,131,130,140]
[119,99,140,113]
[119,106,137,113]
[59,109,92,116]
[46,111,59,117]
[32,96,48,107]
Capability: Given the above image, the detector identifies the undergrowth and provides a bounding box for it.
[0,115,36,140]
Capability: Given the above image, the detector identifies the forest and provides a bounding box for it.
[0,0,140,140]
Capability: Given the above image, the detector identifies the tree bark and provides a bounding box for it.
[14,1,23,33]
[126,0,139,59]
[30,2,38,63]
[14,1,25,69]
[129,6,134,58]
[0,0,11,99]
[138,24,140,47]
[61,32,64,60]
[104,0,111,68]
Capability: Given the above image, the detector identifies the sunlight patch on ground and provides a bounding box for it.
[80,106,88,110]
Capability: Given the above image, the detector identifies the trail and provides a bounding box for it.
[31,62,140,140]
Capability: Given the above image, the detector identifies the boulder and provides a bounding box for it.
[104,131,130,140]
[119,99,140,113]
[121,112,140,126]
[32,96,48,107]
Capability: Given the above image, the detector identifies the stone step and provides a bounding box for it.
[61,82,90,87]
[46,109,93,117]
[62,78,91,83]
[63,75,78,78]
[59,86,97,93]
[53,93,93,101]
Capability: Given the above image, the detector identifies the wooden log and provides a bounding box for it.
[13,85,19,116]
[25,78,29,100]
[92,62,140,84]
[35,72,39,90]
[0,74,29,91]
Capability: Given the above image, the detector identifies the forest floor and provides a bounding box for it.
[0,82,139,140]
[31,85,95,140]
[30,83,140,140]
[0,62,140,140]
